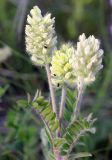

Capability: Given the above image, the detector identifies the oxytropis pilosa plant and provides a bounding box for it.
[25,6,104,160]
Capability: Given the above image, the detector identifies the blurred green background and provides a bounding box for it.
[0,0,112,159]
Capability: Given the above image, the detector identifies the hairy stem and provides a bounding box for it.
[54,148,64,160]
[55,155,63,160]
[45,64,57,114]
[58,86,66,137]
[74,83,84,119]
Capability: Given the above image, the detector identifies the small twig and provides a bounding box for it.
[45,64,57,114]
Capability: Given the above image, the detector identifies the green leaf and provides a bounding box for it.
[61,114,96,156]
[0,84,9,97]
[50,120,59,132]
[45,112,56,121]
[69,152,92,159]
[42,107,51,117]
[64,89,77,122]
[17,99,28,108]
[32,96,60,145]
[48,151,55,160]
[54,138,65,148]
[62,143,70,150]
[45,127,53,144]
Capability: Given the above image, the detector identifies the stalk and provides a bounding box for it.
[55,87,66,159]
[55,154,64,160]
[73,82,85,119]
[57,86,66,137]
[45,64,57,114]
[54,148,64,160]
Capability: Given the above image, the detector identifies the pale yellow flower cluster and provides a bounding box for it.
[25,6,104,88]
[72,33,103,87]
[50,44,75,87]
[50,34,103,88]
[25,6,57,66]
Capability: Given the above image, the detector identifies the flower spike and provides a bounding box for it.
[25,6,57,66]
[72,33,104,88]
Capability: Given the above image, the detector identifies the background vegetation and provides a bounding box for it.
[0,0,112,159]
